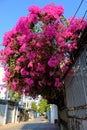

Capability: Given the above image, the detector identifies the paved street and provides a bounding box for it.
[0,116,59,130]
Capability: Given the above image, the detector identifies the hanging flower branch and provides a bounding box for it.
[0,3,87,99]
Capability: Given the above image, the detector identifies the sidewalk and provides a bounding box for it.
[0,119,34,128]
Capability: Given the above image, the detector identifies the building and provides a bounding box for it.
[19,94,41,110]
[0,66,8,99]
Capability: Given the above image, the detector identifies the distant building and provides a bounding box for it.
[0,66,8,99]
[19,95,41,110]
[0,86,8,99]
[0,66,4,85]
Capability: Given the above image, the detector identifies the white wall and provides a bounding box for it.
[50,104,58,124]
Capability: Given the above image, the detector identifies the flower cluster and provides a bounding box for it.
[0,3,87,98]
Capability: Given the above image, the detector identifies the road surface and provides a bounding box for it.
[0,116,59,130]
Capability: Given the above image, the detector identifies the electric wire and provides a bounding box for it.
[70,0,85,24]
[83,10,87,19]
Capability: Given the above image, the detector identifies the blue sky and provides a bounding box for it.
[0,0,87,49]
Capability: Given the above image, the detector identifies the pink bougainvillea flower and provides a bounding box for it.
[15,66,21,71]
[0,3,87,98]
[55,78,62,87]
[29,5,41,14]
[25,85,30,91]
[26,78,34,85]
[42,3,64,19]
[20,68,29,76]
[48,56,59,67]
[49,71,54,76]
[28,61,33,68]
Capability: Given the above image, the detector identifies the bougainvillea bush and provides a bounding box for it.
[0,3,87,100]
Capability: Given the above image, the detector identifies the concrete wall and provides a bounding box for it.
[65,46,87,129]
[0,104,8,125]
[0,100,18,125]
[68,118,87,130]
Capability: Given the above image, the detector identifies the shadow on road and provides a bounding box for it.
[21,122,59,130]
